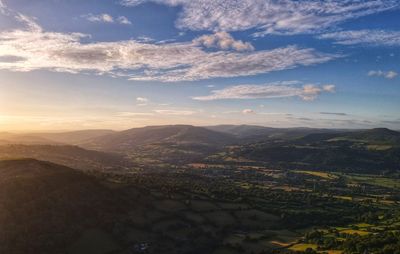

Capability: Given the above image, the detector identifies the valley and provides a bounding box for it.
[1,125,400,254]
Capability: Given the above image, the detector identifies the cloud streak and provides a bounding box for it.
[84,13,132,25]
[136,97,149,103]
[121,0,400,35]
[192,81,336,101]
[318,30,400,46]
[0,16,338,82]
[242,109,255,114]
[0,0,5,13]
[368,70,398,79]
[319,112,348,116]
[154,109,196,115]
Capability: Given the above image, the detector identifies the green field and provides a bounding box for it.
[343,174,400,189]
[294,170,338,179]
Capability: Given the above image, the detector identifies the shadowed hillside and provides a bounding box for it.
[0,159,123,254]
[0,130,116,146]
[30,129,116,144]
[231,128,400,173]
[207,125,348,141]
[83,125,236,151]
[81,125,237,164]
[0,145,131,172]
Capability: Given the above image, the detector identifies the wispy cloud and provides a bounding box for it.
[382,120,400,125]
[192,81,336,101]
[154,110,196,115]
[318,30,400,46]
[117,16,132,25]
[136,35,155,43]
[0,15,337,82]
[368,70,398,79]
[136,97,149,106]
[84,13,132,25]
[86,13,114,23]
[0,0,6,14]
[258,112,292,116]
[0,55,26,63]
[117,112,154,116]
[136,97,149,103]
[121,0,400,35]
[319,112,348,116]
[242,109,255,114]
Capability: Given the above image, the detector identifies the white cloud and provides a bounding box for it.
[15,13,42,32]
[319,112,348,116]
[322,84,336,93]
[258,112,291,116]
[193,32,254,51]
[136,35,155,43]
[368,70,398,79]
[0,0,6,14]
[86,13,114,23]
[154,109,196,115]
[386,71,398,79]
[84,13,132,25]
[318,30,400,46]
[120,0,147,6]
[136,97,149,103]
[192,81,336,101]
[242,109,255,114]
[117,16,132,25]
[121,0,399,35]
[117,112,154,116]
[136,97,149,106]
[0,16,338,82]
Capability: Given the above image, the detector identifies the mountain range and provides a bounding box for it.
[1,125,399,173]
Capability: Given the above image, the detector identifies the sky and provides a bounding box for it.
[0,0,399,132]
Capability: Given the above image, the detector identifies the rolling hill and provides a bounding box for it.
[0,145,131,172]
[2,126,398,171]
[206,125,347,142]
[232,128,400,173]
[29,129,116,144]
[0,132,60,145]
[82,125,236,151]
[78,125,236,164]
[0,130,116,145]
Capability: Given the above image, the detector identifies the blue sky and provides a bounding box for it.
[0,0,399,131]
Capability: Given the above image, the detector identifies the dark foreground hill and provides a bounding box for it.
[0,159,291,254]
[1,157,398,254]
[0,159,123,254]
